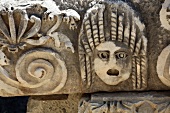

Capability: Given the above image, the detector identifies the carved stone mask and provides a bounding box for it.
[79,2,147,89]
[94,41,132,85]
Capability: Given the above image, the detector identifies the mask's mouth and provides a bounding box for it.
[107,69,119,76]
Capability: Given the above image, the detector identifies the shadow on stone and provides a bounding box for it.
[0,96,29,113]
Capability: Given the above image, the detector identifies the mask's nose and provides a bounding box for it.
[107,68,119,76]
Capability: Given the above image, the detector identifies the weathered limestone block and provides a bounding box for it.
[0,0,147,96]
[21,0,170,112]
[78,92,170,113]
[0,0,82,96]
[0,0,170,97]
[79,0,147,92]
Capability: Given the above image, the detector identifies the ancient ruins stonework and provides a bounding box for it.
[78,1,147,91]
[78,92,170,113]
[160,0,170,30]
[0,0,149,96]
[0,0,81,96]
[158,0,170,88]
[157,45,170,87]
[0,0,170,112]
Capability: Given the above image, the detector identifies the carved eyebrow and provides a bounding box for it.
[114,48,131,54]
[97,50,110,53]
[95,49,109,54]
[96,48,109,51]
[96,45,120,51]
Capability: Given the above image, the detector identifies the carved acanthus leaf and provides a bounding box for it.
[0,0,80,53]
[0,0,80,96]
[0,10,41,53]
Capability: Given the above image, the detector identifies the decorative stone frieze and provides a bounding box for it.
[21,0,170,112]
[0,0,170,99]
[78,92,170,113]
[0,0,149,96]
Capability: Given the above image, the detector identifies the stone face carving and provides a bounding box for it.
[78,1,147,89]
[0,0,168,99]
[157,45,170,87]
[160,0,170,30]
[94,41,132,86]
[0,0,80,96]
[78,93,170,113]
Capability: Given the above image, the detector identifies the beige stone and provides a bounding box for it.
[157,44,170,87]
[27,94,82,113]
[160,0,170,30]
[0,0,169,105]
[0,0,81,96]
[10,0,170,112]
[78,0,147,91]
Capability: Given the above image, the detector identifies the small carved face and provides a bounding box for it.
[0,51,10,66]
[94,41,132,85]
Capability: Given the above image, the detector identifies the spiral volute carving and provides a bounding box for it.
[15,48,67,93]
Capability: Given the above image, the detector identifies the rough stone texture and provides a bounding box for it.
[27,94,82,113]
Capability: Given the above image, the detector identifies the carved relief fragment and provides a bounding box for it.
[78,1,147,89]
[78,93,170,113]
[15,49,67,93]
[0,1,79,53]
[157,0,170,88]
[160,0,170,30]
[157,45,170,87]
[0,0,80,96]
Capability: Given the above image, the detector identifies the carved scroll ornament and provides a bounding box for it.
[0,0,80,96]
[78,1,147,89]
[157,45,170,87]
[15,49,67,93]
[158,0,170,88]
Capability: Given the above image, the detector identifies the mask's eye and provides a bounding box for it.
[98,51,110,61]
[115,52,128,59]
